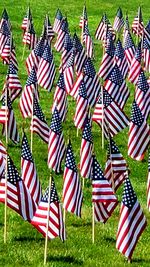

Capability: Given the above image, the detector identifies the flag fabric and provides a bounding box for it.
[83,58,100,108]
[147,153,150,211]
[64,48,75,94]
[83,23,94,58]
[20,67,38,119]
[128,101,150,161]
[92,155,117,203]
[21,133,42,207]
[124,31,136,67]
[113,7,124,32]
[80,118,93,179]
[30,96,49,143]
[53,9,63,33]
[63,140,83,217]
[116,176,147,260]
[48,107,65,173]
[54,17,68,52]
[26,38,45,74]
[0,155,36,221]
[74,81,89,129]
[95,14,108,41]
[23,20,38,50]
[3,61,22,102]
[1,37,18,70]
[0,102,8,124]
[123,14,130,46]
[0,20,10,54]
[104,64,130,110]
[43,15,55,42]
[131,7,144,37]
[1,95,20,144]
[79,5,88,29]
[98,33,115,80]
[52,73,68,122]
[73,33,87,76]
[37,43,56,91]
[31,177,66,241]
[135,70,150,120]
[21,7,31,32]
[114,39,129,79]
[0,8,11,31]
[144,20,150,46]
[0,140,6,177]
[70,72,83,100]
[128,42,142,85]
[104,135,127,191]
[59,32,73,73]
[143,37,150,73]
[92,88,129,137]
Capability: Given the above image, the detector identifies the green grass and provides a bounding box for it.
[0,1,150,266]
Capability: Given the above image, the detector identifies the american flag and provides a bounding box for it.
[21,133,42,207]
[30,96,49,143]
[98,33,115,80]
[143,37,150,73]
[80,118,93,179]
[144,20,150,46]
[95,13,108,41]
[59,33,73,73]
[135,70,150,120]
[52,73,68,122]
[63,140,83,217]
[113,7,124,32]
[54,17,68,52]
[92,88,129,138]
[114,39,129,79]
[0,140,6,177]
[0,155,36,221]
[83,58,100,108]
[131,6,144,37]
[70,72,83,100]
[64,48,75,94]
[26,37,45,74]
[0,96,8,124]
[128,101,150,161]
[5,61,22,102]
[92,155,117,203]
[73,33,87,76]
[20,67,38,119]
[22,20,38,50]
[1,95,20,144]
[116,176,147,260]
[123,14,130,46]
[53,8,63,33]
[21,7,32,32]
[1,37,18,70]
[0,20,10,54]
[43,15,55,42]
[31,177,66,241]
[104,64,130,110]
[74,81,89,129]
[104,135,127,191]
[83,24,94,58]
[124,31,136,67]
[147,153,150,211]
[37,43,56,91]
[79,5,88,29]
[48,107,65,173]
[0,8,11,31]
[128,42,142,85]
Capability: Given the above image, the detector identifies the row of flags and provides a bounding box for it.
[0,5,149,262]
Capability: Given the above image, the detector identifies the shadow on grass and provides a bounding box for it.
[105,237,116,244]
[132,258,150,264]
[14,236,43,242]
[71,221,91,228]
[47,255,83,265]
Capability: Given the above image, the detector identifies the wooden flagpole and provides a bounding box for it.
[136,6,140,46]
[101,84,104,149]
[108,129,115,192]
[92,203,95,244]
[44,174,52,265]
[4,84,8,244]
[81,5,85,45]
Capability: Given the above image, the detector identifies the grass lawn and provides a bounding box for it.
[0,0,150,266]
